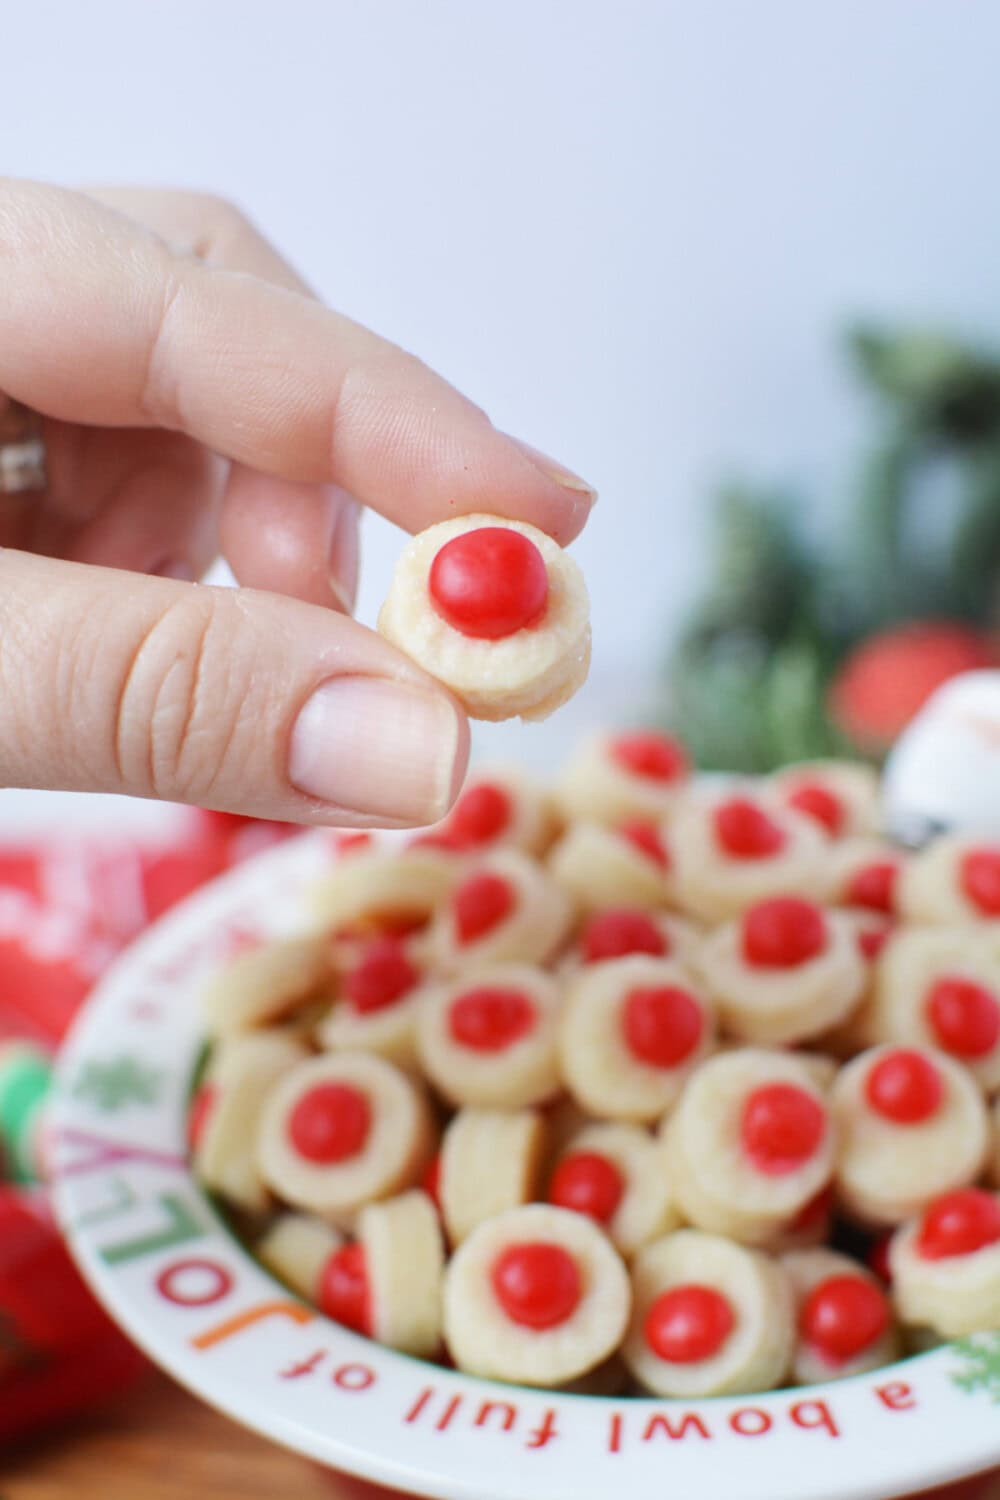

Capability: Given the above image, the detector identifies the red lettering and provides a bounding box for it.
[874,1381,916,1411]
[405,1387,435,1424]
[525,1409,559,1449]
[436,1395,462,1431]
[643,1412,711,1442]
[281,1350,327,1380]
[608,1412,623,1454]
[332,1363,375,1392]
[156,1258,233,1308]
[730,1408,772,1437]
[475,1401,517,1432]
[789,1400,839,1438]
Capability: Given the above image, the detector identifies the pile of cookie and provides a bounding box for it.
[191,731,1000,1396]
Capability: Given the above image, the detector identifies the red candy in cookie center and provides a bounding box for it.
[287,1082,371,1164]
[609,731,688,783]
[845,860,898,914]
[344,937,419,1015]
[799,1275,889,1364]
[961,847,1000,916]
[623,985,704,1068]
[581,908,668,963]
[319,1243,372,1335]
[491,1242,582,1329]
[714,798,787,859]
[742,897,827,969]
[453,871,515,944]
[548,1152,625,1224]
[644,1284,735,1364]
[448,986,536,1052]
[741,1083,826,1175]
[917,1188,1000,1260]
[428,527,548,640]
[865,1049,943,1124]
[927,976,1000,1059]
[618,819,670,869]
[786,782,844,836]
[449,783,512,845]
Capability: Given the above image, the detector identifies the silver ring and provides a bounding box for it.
[0,399,46,494]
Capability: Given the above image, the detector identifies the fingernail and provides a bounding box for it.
[505,435,597,503]
[328,496,360,613]
[289,676,464,823]
[153,557,196,581]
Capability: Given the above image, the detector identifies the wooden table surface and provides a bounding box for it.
[2,1372,998,1500]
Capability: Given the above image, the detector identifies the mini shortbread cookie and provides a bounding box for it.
[257,1051,434,1221]
[257,1213,343,1301]
[547,819,673,912]
[202,934,331,1035]
[415,963,561,1108]
[429,849,573,971]
[559,956,713,1122]
[696,897,867,1045]
[548,1121,679,1257]
[831,1045,989,1226]
[664,1049,836,1246]
[890,1188,1000,1338]
[770,760,882,840]
[439,1108,546,1244]
[553,730,691,825]
[377,514,590,721]
[443,1203,630,1386]
[866,926,1000,1091]
[899,835,1000,924]
[562,906,702,973]
[317,936,424,1068]
[425,766,559,857]
[192,1031,307,1212]
[622,1229,794,1397]
[825,838,904,915]
[309,846,461,938]
[671,792,827,923]
[781,1248,898,1384]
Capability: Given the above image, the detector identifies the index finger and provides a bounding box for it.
[0,180,595,544]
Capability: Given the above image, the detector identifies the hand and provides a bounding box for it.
[0,180,594,826]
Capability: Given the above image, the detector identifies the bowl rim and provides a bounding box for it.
[49,829,1000,1500]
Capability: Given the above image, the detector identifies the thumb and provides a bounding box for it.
[0,551,468,825]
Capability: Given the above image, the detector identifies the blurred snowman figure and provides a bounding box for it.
[883,672,1000,845]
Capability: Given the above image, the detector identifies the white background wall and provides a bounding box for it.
[1,0,998,813]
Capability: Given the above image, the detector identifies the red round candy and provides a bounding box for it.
[618,820,670,869]
[421,1153,442,1211]
[790,1185,834,1233]
[917,1188,1000,1260]
[453,871,515,944]
[857,921,892,961]
[865,1049,943,1124]
[799,1275,889,1364]
[580,908,668,964]
[714,798,787,859]
[786,782,844,836]
[961,847,1000,916]
[866,1234,893,1284]
[491,1242,582,1329]
[287,1083,371,1164]
[344,937,419,1015]
[448,986,536,1052]
[428,527,548,640]
[644,1284,735,1364]
[927,976,1000,1059]
[741,1083,826,1175]
[741,897,827,969]
[622,985,704,1068]
[449,783,512,845]
[187,1083,217,1151]
[548,1152,625,1224]
[319,1243,372,1334]
[845,860,898,914]
[609,732,688,784]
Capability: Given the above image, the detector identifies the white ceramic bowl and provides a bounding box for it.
[50,831,1000,1500]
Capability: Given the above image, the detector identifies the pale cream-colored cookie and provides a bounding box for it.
[308,846,462,938]
[553,729,691,825]
[770,760,882,840]
[428,848,573,972]
[377,515,590,722]
[547,820,674,911]
[548,1121,679,1257]
[663,1049,836,1246]
[316,936,424,1069]
[415,963,561,1109]
[257,1051,434,1220]
[357,1190,445,1357]
[256,1213,343,1301]
[824,837,904,916]
[670,791,828,923]
[192,1031,307,1212]
[561,906,702,974]
[443,1203,630,1386]
[559,956,713,1122]
[890,1188,1000,1337]
[831,1044,989,1225]
[696,899,866,1045]
[439,1108,546,1245]
[866,925,1000,1091]
[781,1247,899,1383]
[622,1229,794,1397]
[202,934,331,1035]
[899,834,1000,924]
